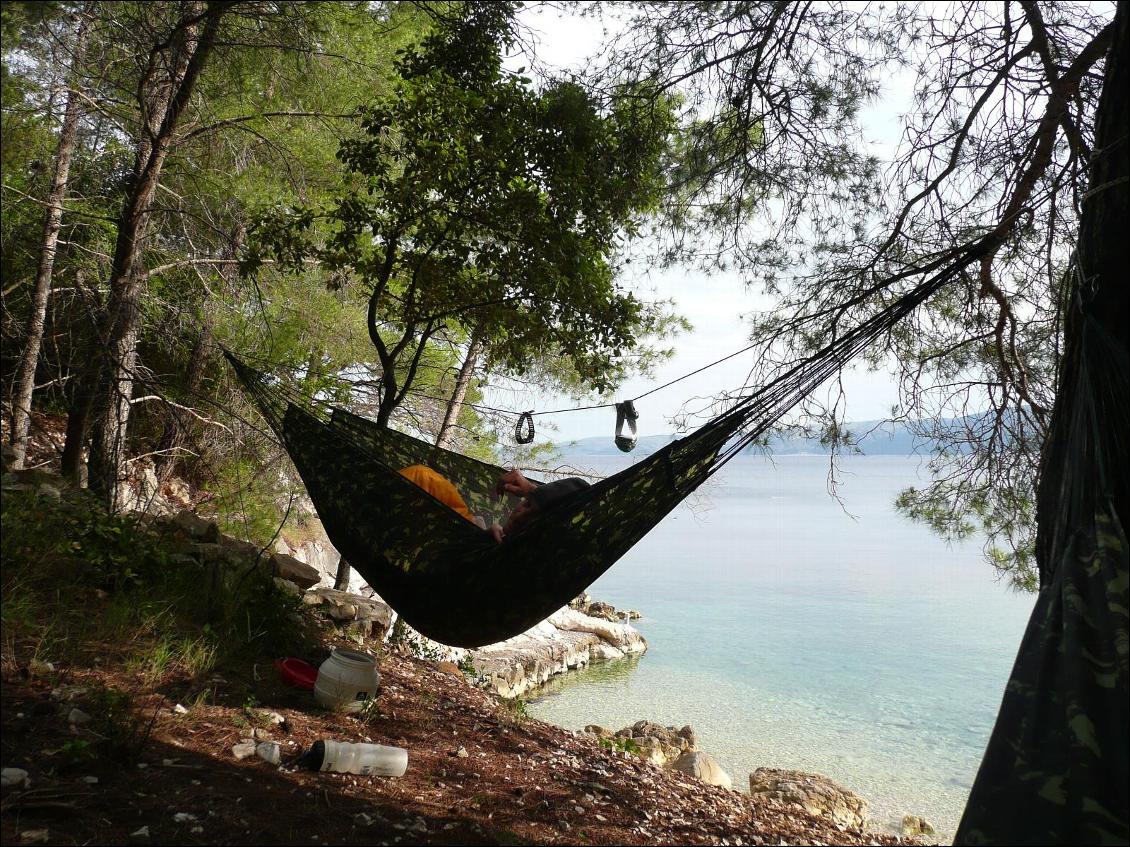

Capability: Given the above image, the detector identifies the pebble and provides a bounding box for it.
[129,826,150,840]
[78,776,99,784]
[1,768,29,789]
[354,813,374,827]
[173,704,189,715]
[27,659,54,677]
[173,812,197,823]
[456,746,469,758]
[19,829,49,845]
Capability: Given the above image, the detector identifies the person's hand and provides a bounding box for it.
[488,523,505,544]
[495,469,534,499]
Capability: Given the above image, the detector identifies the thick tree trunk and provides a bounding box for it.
[73,2,228,509]
[332,556,352,592]
[9,11,90,469]
[154,315,213,485]
[435,334,482,448]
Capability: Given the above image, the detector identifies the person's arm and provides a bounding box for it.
[495,468,536,498]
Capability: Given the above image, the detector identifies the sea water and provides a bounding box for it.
[526,454,1035,841]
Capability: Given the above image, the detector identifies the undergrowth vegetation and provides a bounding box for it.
[0,484,313,691]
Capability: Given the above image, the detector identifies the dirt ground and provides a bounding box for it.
[0,643,913,847]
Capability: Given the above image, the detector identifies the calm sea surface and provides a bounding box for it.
[526,454,1035,841]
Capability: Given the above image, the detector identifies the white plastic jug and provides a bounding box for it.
[313,648,379,711]
[300,740,408,777]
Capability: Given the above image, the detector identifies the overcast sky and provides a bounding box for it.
[483,5,915,445]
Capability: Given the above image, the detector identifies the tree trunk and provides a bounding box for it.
[435,333,483,448]
[332,556,352,592]
[9,10,90,469]
[154,315,213,485]
[77,2,229,509]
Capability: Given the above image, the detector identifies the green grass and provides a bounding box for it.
[1,484,313,686]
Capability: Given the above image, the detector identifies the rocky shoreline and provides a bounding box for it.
[1,439,935,843]
[130,506,937,840]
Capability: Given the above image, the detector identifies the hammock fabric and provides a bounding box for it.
[955,317,1128,844]
[226,260,951,648]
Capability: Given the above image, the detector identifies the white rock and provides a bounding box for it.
[173,703,189,715]
[456,746,469,758]
[231,741,256,760]
[1,768,29,788]
[671,750,732,790]
[256,741,281,765]
[130,826,150,840]
[173,812,197,823]
[18,829,49,844]
[78,775,99,784]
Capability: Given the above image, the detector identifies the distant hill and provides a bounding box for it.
[557,419,935,458]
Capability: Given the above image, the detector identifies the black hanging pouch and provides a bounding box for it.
[614,401,639,452]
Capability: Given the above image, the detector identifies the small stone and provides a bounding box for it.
[28,659,54,677]
[266,712,286,725]
[173,703,189,715]
[456,746,469,758]
[191,826,204,834]
[1,768,30,788]
[256,741,281,765]
[902,814,936,837]
[19,830,50,845]
[78,775,99,784]
[231,741,256,760]
[173,812,197,823]
[594,813,607,822]
[67,708,92,726]
[129,825,150,840]
[354,813,374,827]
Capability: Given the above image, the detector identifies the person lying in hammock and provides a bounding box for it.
[397,465,589,544]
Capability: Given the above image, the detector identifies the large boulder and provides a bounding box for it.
[267,552,320,590]
[748,768,868,830]
[468,607,647,699]
[302,587,393,640]
[613,720,694,768]
[671,750,732,790]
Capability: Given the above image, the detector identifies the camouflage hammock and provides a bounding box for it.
[225,261,960,647]
[954,316,1128,844]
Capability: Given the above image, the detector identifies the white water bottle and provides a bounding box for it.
[300,740,408,777]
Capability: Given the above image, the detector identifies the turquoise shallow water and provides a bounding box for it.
[526,454,1035,841]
